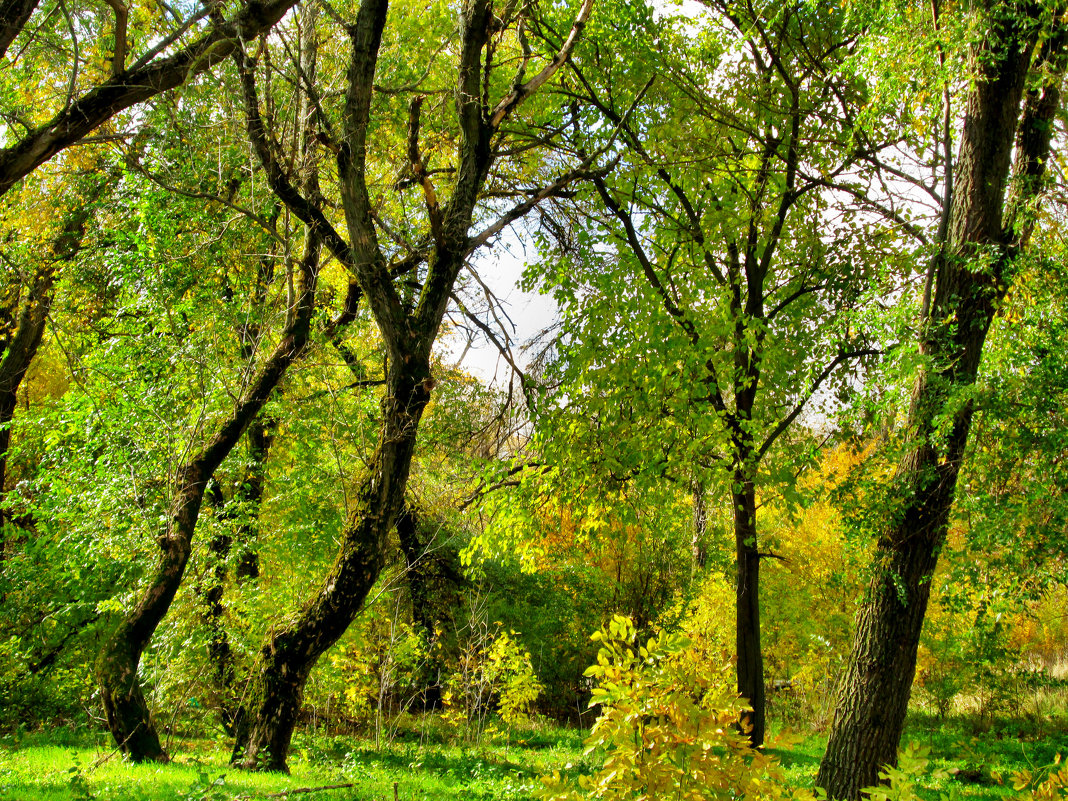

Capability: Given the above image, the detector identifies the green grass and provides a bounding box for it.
[0,723,586,801]
[769,713,1068,801]
[2,714,1066,800]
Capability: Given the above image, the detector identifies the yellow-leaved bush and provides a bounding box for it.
[1013,755,1068,800]
[537,615,820,800]
[539,616,1067,801]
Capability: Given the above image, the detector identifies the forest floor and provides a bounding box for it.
[1,714,1066,800]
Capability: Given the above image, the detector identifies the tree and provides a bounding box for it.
[94,189,322,761]
[0,0,309,708]
[1,166,115,557]
[816,2,1067,796]
[0,0,307,548]
[527,0,888,745]
[227,0,597,770]
[89,14,335,754]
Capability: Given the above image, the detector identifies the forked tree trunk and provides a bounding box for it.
[226,0,592,771]
[97,238,320,763]
[816,7,1063,797]
[231,361,433,770]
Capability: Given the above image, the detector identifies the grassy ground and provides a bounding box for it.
[1,715,1065,800]
[0,722,586,801]
[769,714,1068,800]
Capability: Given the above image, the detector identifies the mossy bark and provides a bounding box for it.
[231,362,432,771]
[226,0,590,772]
[817,9,1064,797]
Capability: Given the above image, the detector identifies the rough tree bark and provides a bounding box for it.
[96,233,321,763]
[228,0,595,771]
[816,6,1065,798]
[0,0,40,59]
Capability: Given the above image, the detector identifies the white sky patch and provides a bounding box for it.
[440,231,559,386]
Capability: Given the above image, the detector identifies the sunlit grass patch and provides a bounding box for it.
[0,720,586,801]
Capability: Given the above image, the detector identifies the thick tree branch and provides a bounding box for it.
[0,0,302,197]
[0,0,39,59]
[337,0,409,350]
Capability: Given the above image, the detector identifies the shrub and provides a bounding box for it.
[537,615,819,800]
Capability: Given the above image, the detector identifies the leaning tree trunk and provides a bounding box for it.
[225,0,593,771]
[97,238,320,763]
[231,359,433,770]
[816,7,1063,797]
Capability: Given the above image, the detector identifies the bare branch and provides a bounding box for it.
[466,161,604,254]
[234,43,356,276]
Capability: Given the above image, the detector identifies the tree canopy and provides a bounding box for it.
[1,0,1067,798]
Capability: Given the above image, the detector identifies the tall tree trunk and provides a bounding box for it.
[202,417,275,734]
[733,467,765,746]
[225,0,591,771]
[231,359,433,771]
[97,237,320,763]
[816,7,1063,797]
